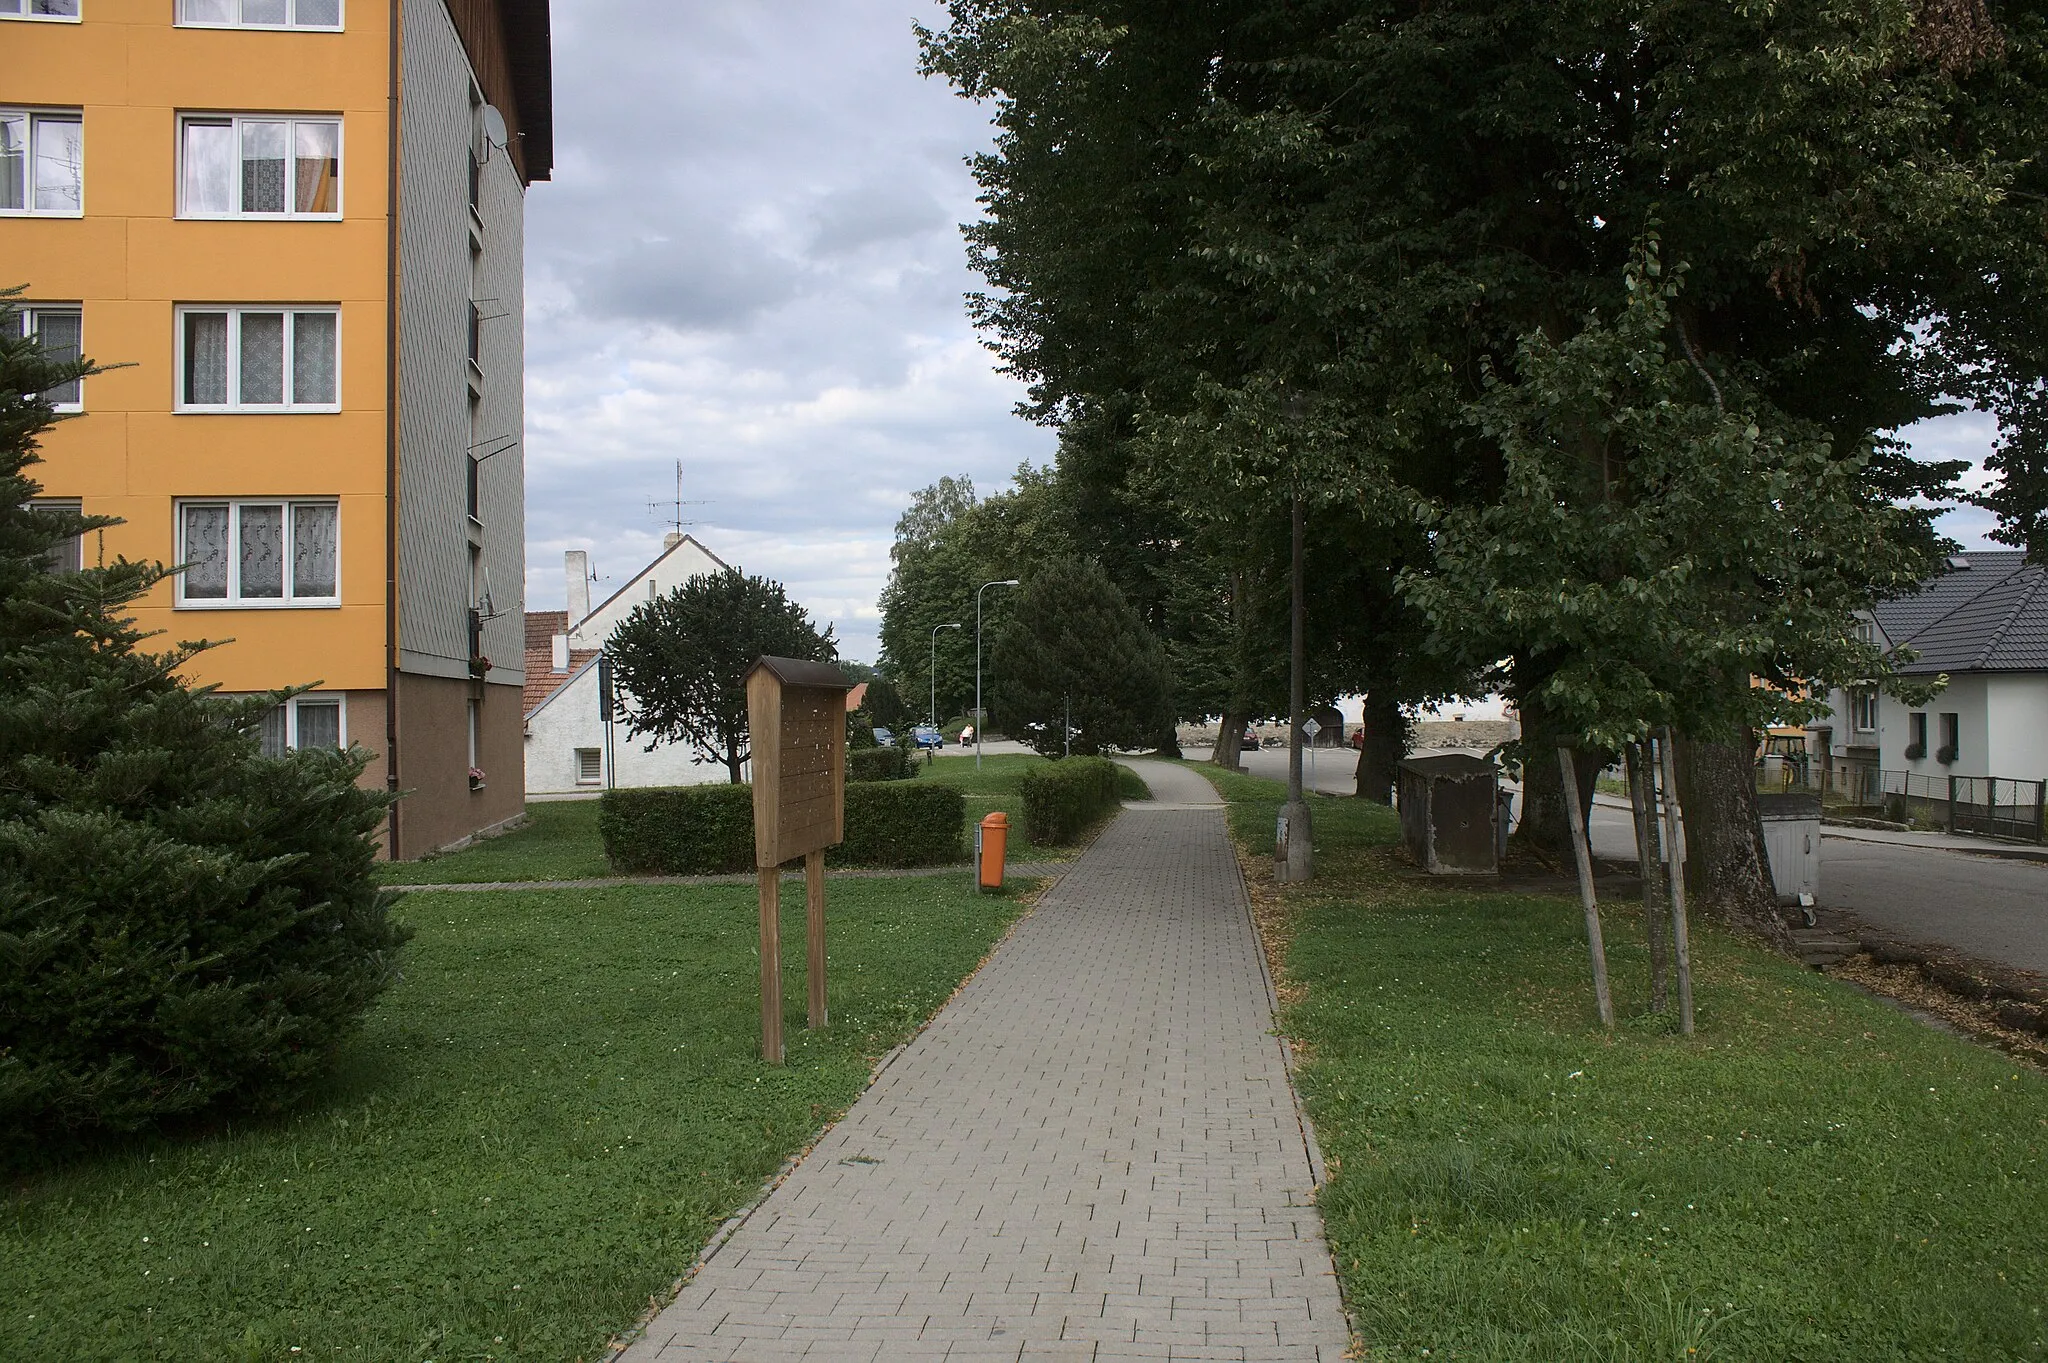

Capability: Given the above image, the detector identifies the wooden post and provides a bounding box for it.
[806,848,827,1029]
[1557,747,1615,1029]
[1657,731,1695,1036]
[1625,743,1670,1013]
[758,866,783,1065]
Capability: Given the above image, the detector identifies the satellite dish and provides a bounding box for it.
[481,104,508,149]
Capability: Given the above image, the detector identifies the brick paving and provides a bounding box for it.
[618,759,1349,1362]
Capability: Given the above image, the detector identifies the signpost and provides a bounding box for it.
[744,655,854,1065]
[1303,715,1320,788]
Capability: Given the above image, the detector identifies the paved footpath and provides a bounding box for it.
[619,759,1349,1362]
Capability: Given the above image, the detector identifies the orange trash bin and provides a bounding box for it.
[977,811,1009,893]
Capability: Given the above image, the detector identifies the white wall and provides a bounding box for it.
[524,661,733,795]
[1987,674,2048,782]
[567,536,725,650]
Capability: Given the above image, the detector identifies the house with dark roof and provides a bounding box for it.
[523,533,735,795]
[1806,551,2048,789]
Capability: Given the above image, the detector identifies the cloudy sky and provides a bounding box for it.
[521,0,2004,666]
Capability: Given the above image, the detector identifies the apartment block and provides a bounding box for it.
[3,0,551,857]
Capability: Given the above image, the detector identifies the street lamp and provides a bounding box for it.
[975,579,1020,771]
[1277,391,1314,884]
[930,622,961,728]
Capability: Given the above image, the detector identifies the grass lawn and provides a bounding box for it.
[892,751,1145,861]
[1191,764,2048,1361]
[3,874,1023,1361]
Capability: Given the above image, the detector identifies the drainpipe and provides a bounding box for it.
[383,0,405,855]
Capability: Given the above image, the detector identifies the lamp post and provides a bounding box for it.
[930,622,961,728]
[976,579,1020,771]
[1277,392,1314,883]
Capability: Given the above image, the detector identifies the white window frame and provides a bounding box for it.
[259,692,348,755]
[1851,688,1879,735]
[27,498,83,572]
[174,305,341,413]
[174,0,342,32]
[574,748,602,786]
[0,107,84,217]
[4,304,84,411]
[176,113,343,219]
[0,1,81,21]
[174,497,341,609]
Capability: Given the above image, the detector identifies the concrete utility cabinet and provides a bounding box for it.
[1755,792,1821,905]
[1397,754,1501,875]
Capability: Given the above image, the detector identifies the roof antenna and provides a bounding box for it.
[648,459,710,538]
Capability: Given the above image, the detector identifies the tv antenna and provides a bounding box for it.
[649,460,710,535]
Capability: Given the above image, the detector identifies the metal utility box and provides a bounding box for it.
[1397,754,1501,875]
[1755,792,1821,905]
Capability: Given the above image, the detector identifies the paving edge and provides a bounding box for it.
[596,869,1063,1363]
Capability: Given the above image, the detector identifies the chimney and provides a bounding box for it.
[551,633,569,673]
[565,549,590,623]
[663,531,683,551]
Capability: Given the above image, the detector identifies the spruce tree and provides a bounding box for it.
[990,556,1173,758]
[0,294,408,1160]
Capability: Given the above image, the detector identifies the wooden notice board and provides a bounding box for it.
[743,655,854,1064]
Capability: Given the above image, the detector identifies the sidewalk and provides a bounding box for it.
[616,759,1349,1361]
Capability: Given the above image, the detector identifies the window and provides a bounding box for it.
[259,694,344,755]
[179,115,340,217]
[1851,688,1879,734]
[0,1,81,20]
[176,498,339,606]
[176,306,338,411]
[27,499,82,572]
[176,0,341,30]
[1938,712,1960,765]
[465,455,481,524]
[1,305,83,409]
[1905,712,1927,760]
[575,748,602,786]
[466,699,483,787]
[0,109,83,215]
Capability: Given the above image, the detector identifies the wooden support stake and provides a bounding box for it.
[1558,747,1615,1029]
[806,848,827,1030]
[1656,731,1696,1036]
[758,866,784,1064]
[1626,743,1670,1013]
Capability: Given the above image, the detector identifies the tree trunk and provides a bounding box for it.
[1213,707,1246,769]
[1155,726,1183,758]
[726,739,745,785]
[1675,733,1790,949]
[1355,692,1408,803]
[1512,688,1608,862]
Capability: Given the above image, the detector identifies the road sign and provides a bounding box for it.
[1302,717,1322,739]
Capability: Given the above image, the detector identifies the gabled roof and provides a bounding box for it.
[525,649,601,721]
[1881,551,2048,674]
[521,609,597,716]
[572,533,730,638]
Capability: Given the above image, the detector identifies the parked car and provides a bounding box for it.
[912,725,944,749]
[872,727,894,746]
[1242,728,1259,750]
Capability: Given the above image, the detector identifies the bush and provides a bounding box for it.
[1019,756,1123,846]
[599,780,964,874]
[848,745,912,782]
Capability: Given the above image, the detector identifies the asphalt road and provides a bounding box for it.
[1204,743,2048,975]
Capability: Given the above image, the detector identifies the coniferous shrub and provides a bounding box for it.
[0,294,407,1160]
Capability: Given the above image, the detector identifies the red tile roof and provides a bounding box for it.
[521,611,597,718]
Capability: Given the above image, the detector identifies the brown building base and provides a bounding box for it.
[387,672,526,860]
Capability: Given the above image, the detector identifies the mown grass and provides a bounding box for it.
[378,799,611,885]
[1191,765,2048,1362]
[2,875,1022,1362]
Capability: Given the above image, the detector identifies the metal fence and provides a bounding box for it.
[1769,762,2047,843]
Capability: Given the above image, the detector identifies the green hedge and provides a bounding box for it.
[1019,755,1123,846]
[598,779,964,874]
[848,745,912,782]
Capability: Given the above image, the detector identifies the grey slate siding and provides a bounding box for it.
[398,0,526,686]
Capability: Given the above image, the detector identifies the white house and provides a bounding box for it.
[1807,550,2048,797]
[523,534,736,796]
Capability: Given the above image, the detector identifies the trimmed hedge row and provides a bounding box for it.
[598,779,963,875]
[1019,755,1123,846]
[848,745,913,782]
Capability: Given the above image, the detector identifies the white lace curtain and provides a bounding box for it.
[239,505,284,598]
[239,121,287,214]
[182,505,230,598]
[239,312,285,405]
[291,503,338,598]
[291,312,336,404]
[184,312,228,405]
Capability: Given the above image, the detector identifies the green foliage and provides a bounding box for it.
[1,878,1023,1360]
[378,800,610,885]
[603,567,836,784]
[848,745,912,782]
[598,780,964,874]
[0,293,405,1158]
[990,556,1173,757]
[1017,755,1121,846]
[847,710,879,749]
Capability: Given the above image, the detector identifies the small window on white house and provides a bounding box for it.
[259,694,344,755]
[177,306,338,411]
[178,115,340,217]
[1851,689,1879,734]
[575,748,602,785]
[176,0,341,31]
[177,498,339,606]
[0,2,82,21]
[1,305,83,409]
[0,109,83,214]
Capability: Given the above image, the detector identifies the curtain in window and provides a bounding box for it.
[295,700,342,750]
[180,119,234,214]
[0,115,25,212]
[293,122,338,214]
[240,504,284,598]
[240,120,287,213]
[291,502,337,597]
[291,312,336,404]
[183,312,229,405]
[239,312,284,404]
[31,116,81,213]
[260,704,289,757]
[293,0,341,26]
[35,310,81,405]
[178,0,235,20]
[33,0,84,13]
[182,504,230,598]
[242,0,288,22]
